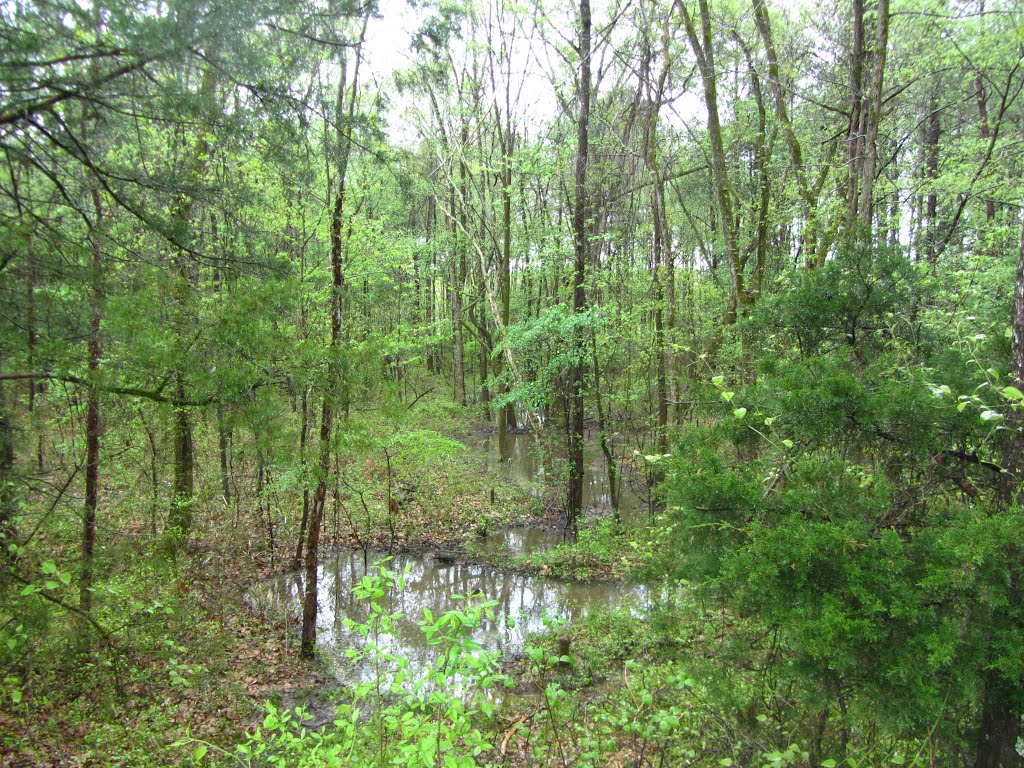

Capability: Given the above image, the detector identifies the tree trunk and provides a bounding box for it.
[217,403,231,507]
[301,23,367,657]
[81,183,103,611]
[590,327,618,519]
[166,373,194,539]
[0,353,16,562]
[973,676,1023,768]
[975,73,996,222]
[25,234,42,472]
[974,0,996,223]
[478,300,492,411]
[846,0,889,231]
[682,0,744,313]
[301,390,332,659]
[857,0,889,225]
[845,0,866,228]
[497,115,517,446]
[923,91,940,261]
[753,0,826,268]
[451,175,467,406]
[566,0,592,541]
[293,385,310,572]
[642,66,670,457]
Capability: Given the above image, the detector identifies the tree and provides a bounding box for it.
[565,0,592,541]
[301,13,371,659]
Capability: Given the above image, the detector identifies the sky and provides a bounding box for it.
[357,0,811,148]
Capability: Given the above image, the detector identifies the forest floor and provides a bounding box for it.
[1,413,630,766]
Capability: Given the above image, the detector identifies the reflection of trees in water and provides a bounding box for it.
[255,548,645,683]
[481,433,643,516]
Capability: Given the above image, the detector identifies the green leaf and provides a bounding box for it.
[41,561,57,575]
[721,391,735,403]
[1002,386,1024,401]
[19,584,37,596]
[980,410,1003,423]
[10,689,22,704]
[822,760,837,768]
[193,745,208,761]
[711,375,725,387]
[733,408,747,419]
[781,439,794,449]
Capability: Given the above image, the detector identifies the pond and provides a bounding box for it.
[248,543,649,687]
[248,430,655,692]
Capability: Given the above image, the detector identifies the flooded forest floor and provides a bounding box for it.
[1,408,675,767]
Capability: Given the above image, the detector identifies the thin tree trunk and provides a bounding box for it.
[567,0,592,541]
[0,353,16,562]
[856,0,889,225]
[211,403,226,501]
[846,0,866,228]
[478,300,492,411]
[292,210,311,570]
[301,22,367,658]
[682,0,743,303]
[924,92,941,261]
[25,234,42,472]
[642,61,670,457]
[293,385,310,572]
[451,181,466,406]
[497,113,517,442]
[81,184,103,611]
[975,74,996,222]
[590,327,618,520]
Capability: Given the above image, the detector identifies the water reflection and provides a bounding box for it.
[250,548,648,685]
[479,432,646,523]
[477,526,564,556]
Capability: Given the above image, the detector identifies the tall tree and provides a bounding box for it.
[566,0,592,540]
[301,15,369,659]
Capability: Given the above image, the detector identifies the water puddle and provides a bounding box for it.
[477,432,648,525]
[248,430,654,695]
[249,545,648,686]
[475,526,563,556]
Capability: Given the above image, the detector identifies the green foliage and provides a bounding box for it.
[234,562,506,767]
[755,239,918,358]
[657,245,1024,757]
[1,0,1022,762]
[497,305,602,411]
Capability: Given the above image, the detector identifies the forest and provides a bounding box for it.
[1,0,1023,764]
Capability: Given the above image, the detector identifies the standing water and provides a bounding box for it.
[249,549,648,685]
[478,431,647,525]
[246,430,653,689]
